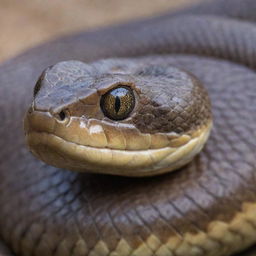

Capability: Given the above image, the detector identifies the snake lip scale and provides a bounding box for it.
[24,121,212,176]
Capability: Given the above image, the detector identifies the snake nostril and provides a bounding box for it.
[58,110,66,121]
[52,109,70,122]
[55,110,69,122]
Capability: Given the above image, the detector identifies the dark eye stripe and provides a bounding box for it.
[33,66,53,98]
[34,77,43,97]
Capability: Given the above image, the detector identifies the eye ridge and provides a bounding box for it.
[100,85,135,121]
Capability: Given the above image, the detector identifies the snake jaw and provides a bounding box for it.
[24,107,212,176]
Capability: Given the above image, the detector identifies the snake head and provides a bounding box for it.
[24,58,212,176]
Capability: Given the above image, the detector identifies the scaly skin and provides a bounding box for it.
[1,0,256,255]
[24,59,212,176]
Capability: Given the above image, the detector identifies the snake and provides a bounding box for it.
[1,0,256,255]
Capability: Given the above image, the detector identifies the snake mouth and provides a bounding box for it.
[25,117,212,176]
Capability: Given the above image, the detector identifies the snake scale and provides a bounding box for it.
[1,0,256,255]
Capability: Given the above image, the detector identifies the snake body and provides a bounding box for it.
[1,0,256,255]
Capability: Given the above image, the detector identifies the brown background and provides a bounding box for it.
[0,0,202,63]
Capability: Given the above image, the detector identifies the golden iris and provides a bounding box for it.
[100,86,135,120]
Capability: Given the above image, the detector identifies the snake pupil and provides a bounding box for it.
[115,96,121,113]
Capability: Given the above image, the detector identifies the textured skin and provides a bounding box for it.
[1,0,256,255]
[24,59,212,176]
[32,59,211,135]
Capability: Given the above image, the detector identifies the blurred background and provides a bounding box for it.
[0,0,202,62]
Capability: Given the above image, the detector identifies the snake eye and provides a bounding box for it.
[100,86,135,120]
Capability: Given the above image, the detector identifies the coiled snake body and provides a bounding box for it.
[1,0,256,255]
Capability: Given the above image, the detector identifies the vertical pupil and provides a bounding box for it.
[115,96,121,113]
